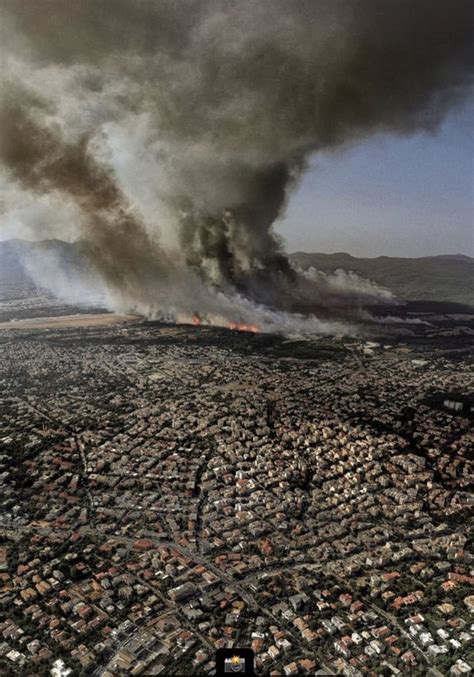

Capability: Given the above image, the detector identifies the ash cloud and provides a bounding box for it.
[0,82,173,309]
[0,0,472,327]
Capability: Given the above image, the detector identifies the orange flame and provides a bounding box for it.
[228,321,259,333]
[192,315,201,326]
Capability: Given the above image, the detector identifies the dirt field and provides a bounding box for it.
[0,313,139,330]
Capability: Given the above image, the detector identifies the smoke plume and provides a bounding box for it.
[0,0,472,328]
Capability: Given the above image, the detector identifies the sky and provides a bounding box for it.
[277,100,474,258]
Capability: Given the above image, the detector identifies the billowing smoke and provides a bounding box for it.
[0,0,472,329]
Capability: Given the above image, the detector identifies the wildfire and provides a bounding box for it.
[228,321,259,333]
[188,314,259,333]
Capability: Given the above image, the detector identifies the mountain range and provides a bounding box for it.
[290,251,473,306]
[0,238,473,307]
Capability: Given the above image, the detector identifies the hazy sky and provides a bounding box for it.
[278,101,473,257]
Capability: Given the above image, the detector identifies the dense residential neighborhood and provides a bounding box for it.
[0,321,472,675]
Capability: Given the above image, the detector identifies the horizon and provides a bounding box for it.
[1,235,472,261]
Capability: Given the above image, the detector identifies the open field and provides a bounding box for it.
[0,313,139,330]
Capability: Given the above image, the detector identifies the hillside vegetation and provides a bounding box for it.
[290,252,474,306]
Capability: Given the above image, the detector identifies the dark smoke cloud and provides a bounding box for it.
[0,82,171,306]
[0,0,473,320]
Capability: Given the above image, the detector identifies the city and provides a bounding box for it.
[0,3,473,674]
[0,321,472,675]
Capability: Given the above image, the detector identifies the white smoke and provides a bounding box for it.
[302,266,394,301]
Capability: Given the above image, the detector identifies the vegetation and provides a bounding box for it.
[291,251,474,305]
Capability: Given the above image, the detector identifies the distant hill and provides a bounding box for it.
[0,238,92,293]
[0,239,105,320]
[0,239,472,308]
[0,238,84,279]
[290,251,474,306]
